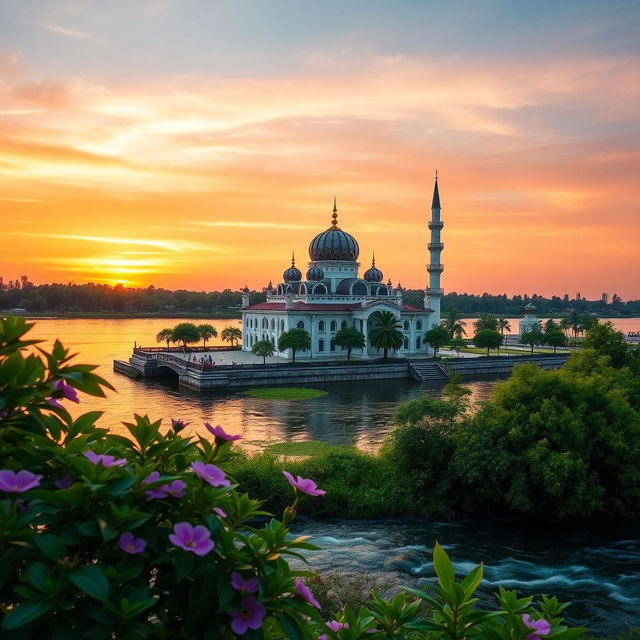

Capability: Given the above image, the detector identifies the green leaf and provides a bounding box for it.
[276,612,305,640]
[2,601,50,630]
[433,541,455,589]
[25,562,51,592]
[34,533,66,560]
[460,563,483,598]
[69,565,109,601]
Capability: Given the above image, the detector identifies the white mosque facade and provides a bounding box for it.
[240,177,445,360]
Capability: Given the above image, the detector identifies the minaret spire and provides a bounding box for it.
[426,172,444,329]
[331,197,338,227]
[291,251,295,266]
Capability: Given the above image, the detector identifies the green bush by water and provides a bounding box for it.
[243,387,329,399]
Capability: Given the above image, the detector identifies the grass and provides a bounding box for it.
[450,346,565,356]
[242,387,328,400]
[265,440,340,456]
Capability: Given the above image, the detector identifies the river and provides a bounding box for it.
[12,317,640,635]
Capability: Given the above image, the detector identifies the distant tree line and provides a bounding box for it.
[1,276,638,316]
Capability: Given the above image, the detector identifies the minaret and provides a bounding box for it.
[426,171,444,326]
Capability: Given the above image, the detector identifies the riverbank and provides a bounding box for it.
[4,310,242,319]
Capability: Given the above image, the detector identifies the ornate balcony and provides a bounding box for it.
[428,242,444,251]
[427,287,444,295]
[427,264,444,272]
[428,220,444,230]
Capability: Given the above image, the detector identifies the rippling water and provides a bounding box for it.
[290,519,640,635]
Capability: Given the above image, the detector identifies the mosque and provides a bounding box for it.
[240,176,445,359]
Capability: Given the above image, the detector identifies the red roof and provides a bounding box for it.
[246,301,428,313]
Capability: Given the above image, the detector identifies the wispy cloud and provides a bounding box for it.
[34,23,106,44]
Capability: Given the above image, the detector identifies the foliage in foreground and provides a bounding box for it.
[0,315,586,638]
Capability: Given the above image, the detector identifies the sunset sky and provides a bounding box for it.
[1,0,638,299]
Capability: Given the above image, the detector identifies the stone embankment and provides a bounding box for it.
[116,349,569,392]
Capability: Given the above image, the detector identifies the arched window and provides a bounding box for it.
[270,319,275,330]
[416,321,422,330]
[341,320,347,329]
[416,337,421,349]
[403,338,409,349]
[296,320,305,329]
[319,339,325,352]
[352,281,368,296]
[280,320,285,332]
[262,318,268,329]
[319,320,325,331]
[330,320,337,332]
[403,320,410,331]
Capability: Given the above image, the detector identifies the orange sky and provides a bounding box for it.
[1,2,639,299]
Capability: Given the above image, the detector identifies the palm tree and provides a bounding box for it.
[442,309,467,339]
[278,328,311,364]
[221,326,242,347]
[559,317,572,337]
[368,311,403,359]
[331,326,366,360]
[473,313,498,334]
[156,328,173,350]
[197,324,217,348]
[497,317,511,335]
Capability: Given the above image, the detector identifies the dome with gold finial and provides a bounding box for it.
[282,253,302,282]
[363,254,383,282]
[308,198,359,261]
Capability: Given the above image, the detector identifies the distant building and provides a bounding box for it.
[602,292,609,304]
[576,292,582,300]
[241,177,444,359]
[519,303,540,335]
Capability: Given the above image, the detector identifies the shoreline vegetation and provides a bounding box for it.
[1,279,639,318]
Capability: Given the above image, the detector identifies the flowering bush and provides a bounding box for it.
[0,315,586,639]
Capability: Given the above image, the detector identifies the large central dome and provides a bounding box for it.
[308,201,359,261]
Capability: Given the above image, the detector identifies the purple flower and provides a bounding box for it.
[142,471,167,499]
[230,596,266,634]
[213,506,227,518]
[318,620,350,639]
[283,471,326,497]
[171,418,190,433]
[163,479,187,498]
[119,531,146,554]
[522,614,551,640]
[0,469,42,493]
[190,461,230,487]
[84,451,127,468]
[169,522,214,556]
[231,571,259,595]
[54,475,73,489]
[47,379,80,408]
[294,577,321,609]
[204,423,242,445]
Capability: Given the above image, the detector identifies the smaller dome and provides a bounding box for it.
[283,253,301,282]
[363,255,383,282]
[306,265,324,281]
[525,303,536,312]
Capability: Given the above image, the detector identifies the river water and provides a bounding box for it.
[14,317,640,635]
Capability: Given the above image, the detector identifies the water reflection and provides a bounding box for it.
[27,317,498,450]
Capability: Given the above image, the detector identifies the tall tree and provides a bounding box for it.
[171,323,201,349]
[368,311,403,359]
[424,325,450,358]
[278,328,311,364]
[251,339,275,364]
[331,326,366,360]
[156,328,173,349]
[521,330,544,354]
[583,321,629,368]
[221,326,242,347]
[197,324,218,348]
[442,309,467,339]
[544,329,568,354]
[473,329,503,356]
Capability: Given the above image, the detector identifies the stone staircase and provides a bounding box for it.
[409,360,449,382]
